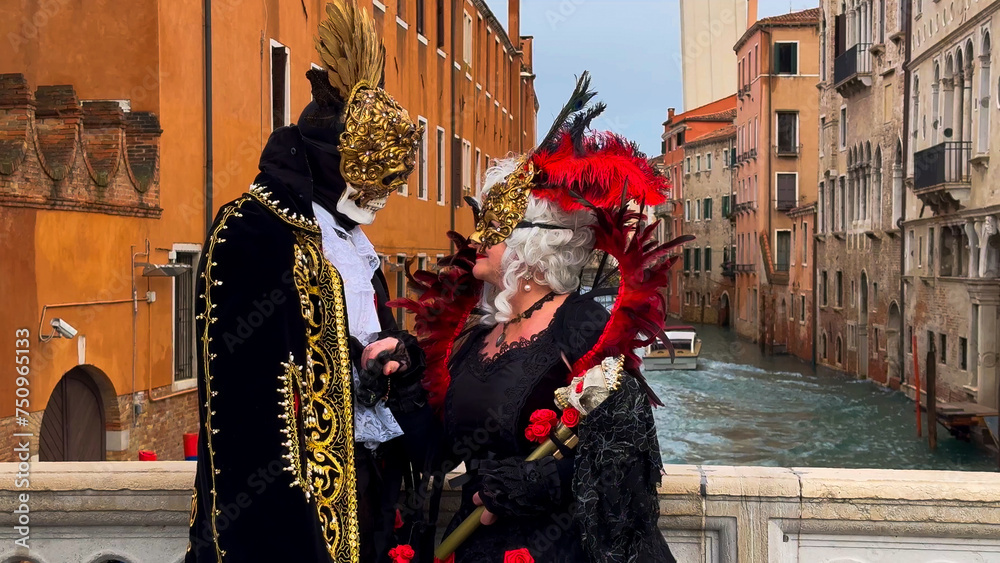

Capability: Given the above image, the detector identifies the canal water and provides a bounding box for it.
[646,323,997,471]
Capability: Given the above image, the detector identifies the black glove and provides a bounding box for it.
[357,340,409,408]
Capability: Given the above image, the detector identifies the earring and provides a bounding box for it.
[523,275,532,292]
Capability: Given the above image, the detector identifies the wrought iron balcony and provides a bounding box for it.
[736,263,756,273]
[913,141,972,214]
[834,43,872,97]
[735,201,757,214]
[722,262,736,279]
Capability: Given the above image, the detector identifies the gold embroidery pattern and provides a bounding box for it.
[249,184,321,233]
[287,232,359,562]
[196,198,248,560]
[278,354,307,490]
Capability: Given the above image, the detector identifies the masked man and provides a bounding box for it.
[186,2,427,561]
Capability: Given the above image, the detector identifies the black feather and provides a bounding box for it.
[569,102,607,156]
[538,72,599,153]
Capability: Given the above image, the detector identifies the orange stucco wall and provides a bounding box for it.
[0,0,536,419]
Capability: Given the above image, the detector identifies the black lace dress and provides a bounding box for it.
[442,294,604,562]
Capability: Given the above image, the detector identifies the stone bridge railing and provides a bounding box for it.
[1,462,998,563]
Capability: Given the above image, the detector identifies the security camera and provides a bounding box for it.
[50,318,78,339]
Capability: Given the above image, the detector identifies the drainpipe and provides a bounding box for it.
[899,0,912,386]
[204,0,214,235]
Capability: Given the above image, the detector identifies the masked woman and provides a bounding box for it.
[394,75,684,563]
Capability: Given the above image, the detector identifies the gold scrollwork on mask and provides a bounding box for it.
[339,83,424,207]
[469,157,535,248]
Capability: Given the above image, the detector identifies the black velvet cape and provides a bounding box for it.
[185,126,427,563]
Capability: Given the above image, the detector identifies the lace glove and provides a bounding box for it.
[476,456,564,519]
[376,330,428,414]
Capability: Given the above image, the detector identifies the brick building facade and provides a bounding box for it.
[677,125,737,326]
[659,96,738,318]
[732,8,821,362]
[903,0,1000,410]
[815,0,905,386]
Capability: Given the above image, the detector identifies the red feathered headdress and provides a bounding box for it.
[395,72,691,413]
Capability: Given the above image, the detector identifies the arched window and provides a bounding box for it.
[979,32,991,152]
[874,146,883,229]
[863,142,872,222]
[822,333,828,360]
[933,63,941,144]
[944,55,956,138]
[964,41,975,146]
[836,336,844,365]
[912,75,921,141]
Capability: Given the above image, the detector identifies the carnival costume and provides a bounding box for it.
[394,74,687,563]
[186,2,427,561]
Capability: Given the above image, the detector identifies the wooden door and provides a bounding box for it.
[39,369,106,461]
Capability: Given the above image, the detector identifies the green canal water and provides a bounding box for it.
[646,323,997,471]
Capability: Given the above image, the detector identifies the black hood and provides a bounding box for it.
[254,124,358,229]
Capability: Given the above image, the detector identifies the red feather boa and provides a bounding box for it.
[569,208,680,393]
[388,232,483,413]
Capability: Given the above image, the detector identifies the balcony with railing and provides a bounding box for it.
[722,261,736,279]
[913,141,972,215]
[834,43,872,97]
[735,201,757,215]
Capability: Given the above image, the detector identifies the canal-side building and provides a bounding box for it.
[679,125,737,325]
[904,0,1000,411]
[732,8,820,360]
[815,0,905,386]
[0,0,536,462]
[660,97,738,318]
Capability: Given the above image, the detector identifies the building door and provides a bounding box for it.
[39,368,106,461]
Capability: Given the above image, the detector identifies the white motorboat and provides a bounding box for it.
[643,326,701,370]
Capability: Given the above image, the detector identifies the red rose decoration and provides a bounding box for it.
[394,508,404,530]
[529,409,557,425]
[575,380,584,393]
[560,407,580,428]
[388,544,415,563]
[504,547,535,563]
[524,422,551,443]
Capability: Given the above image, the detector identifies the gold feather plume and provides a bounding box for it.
[315,0,385,100]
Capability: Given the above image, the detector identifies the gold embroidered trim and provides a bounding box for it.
[277,354,309,493]
[248,184,321,232]
[285,232,360,562]
[196,198,248,560]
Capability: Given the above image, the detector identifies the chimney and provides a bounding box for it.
[668,107,676,121]
[508,0,520,47]
[747,0,758,28]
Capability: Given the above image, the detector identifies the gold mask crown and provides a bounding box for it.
[315,0,424,206]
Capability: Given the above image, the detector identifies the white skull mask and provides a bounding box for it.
[336,184,388,225]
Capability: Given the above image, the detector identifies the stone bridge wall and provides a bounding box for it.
[0,462,998,563]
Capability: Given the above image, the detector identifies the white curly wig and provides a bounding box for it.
[478,156,597,325]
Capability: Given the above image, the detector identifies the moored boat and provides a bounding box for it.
[643,326,701,370]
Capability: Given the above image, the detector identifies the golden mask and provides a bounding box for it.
[339,84,424,206]
[469,158,535,248]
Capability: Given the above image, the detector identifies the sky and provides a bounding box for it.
[483,0,820,156]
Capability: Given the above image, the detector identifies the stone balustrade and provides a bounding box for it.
[0,462,998,563]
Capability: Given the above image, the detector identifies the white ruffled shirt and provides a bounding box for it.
[313,203,404,450]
